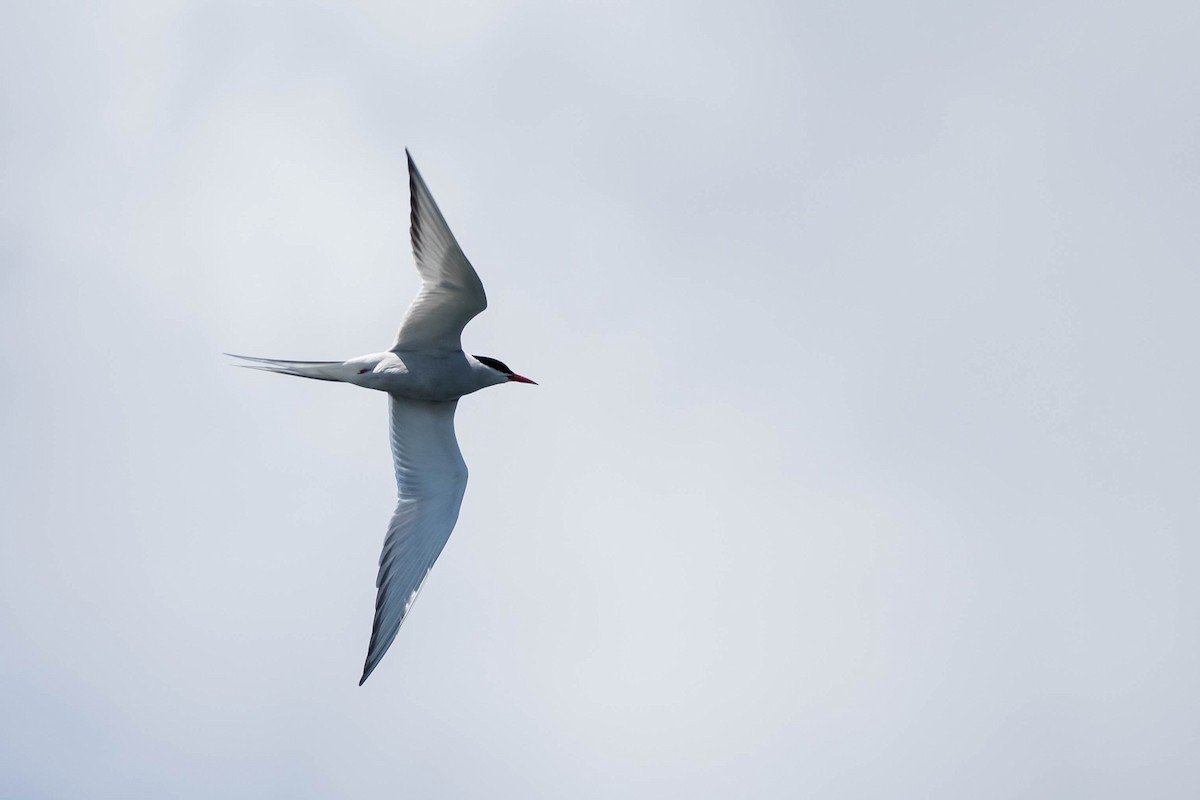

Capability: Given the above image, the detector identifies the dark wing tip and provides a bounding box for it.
[358,613,387,686]
[408,153,423,255]
[360,653,381,685]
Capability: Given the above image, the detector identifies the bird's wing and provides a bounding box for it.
[360,396,469,684]
[392,151,488,352]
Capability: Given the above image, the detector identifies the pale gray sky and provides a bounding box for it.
[2,1,1198,797]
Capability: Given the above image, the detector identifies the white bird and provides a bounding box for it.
[230,151,536,684]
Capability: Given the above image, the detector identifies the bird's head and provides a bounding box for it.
[473,355,537,385]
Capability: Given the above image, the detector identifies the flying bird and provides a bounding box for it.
[230,151,536,684]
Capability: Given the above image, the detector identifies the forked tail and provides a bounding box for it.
[225,353,351,382]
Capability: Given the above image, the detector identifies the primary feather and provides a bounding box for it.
[393,151,488,352]
[360,397,468,684]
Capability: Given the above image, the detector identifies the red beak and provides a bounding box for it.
[508,374,538,385]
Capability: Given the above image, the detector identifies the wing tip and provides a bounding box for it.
[359,654,380,686]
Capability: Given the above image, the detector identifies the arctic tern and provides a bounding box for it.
[230,151,536,684]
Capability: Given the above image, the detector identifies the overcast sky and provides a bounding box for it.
[2,1,1198,797]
